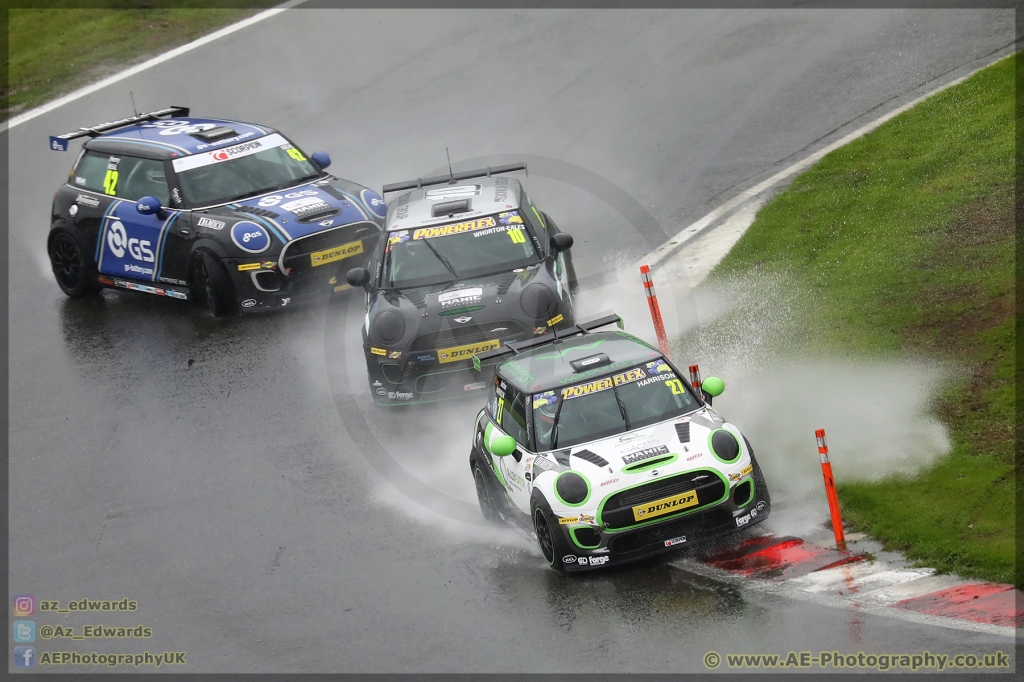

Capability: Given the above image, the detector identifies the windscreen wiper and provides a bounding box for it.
[419,237,459,285]
[550,391,566,450]
[612,386,632,430]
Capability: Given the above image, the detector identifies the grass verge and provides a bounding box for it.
[5,2,279,121]
[705,56,1016,586]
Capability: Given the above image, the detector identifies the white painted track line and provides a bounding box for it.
[4,0,305,131]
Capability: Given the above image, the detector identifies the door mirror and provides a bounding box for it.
[311,151,331,170]
[702,376,725,397]
[488,434,517,457]
[550,232,573,253]
[346,267,370,289]
[136,195,166,219]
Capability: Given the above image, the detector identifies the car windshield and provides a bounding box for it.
[532,359,699,450]
[382,211,538,289]
[172,132,320,207]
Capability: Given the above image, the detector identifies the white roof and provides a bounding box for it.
[386,176,523,231]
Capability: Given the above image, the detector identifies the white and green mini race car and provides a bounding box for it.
[468,314,771,571]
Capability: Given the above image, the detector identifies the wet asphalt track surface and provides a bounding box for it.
[7,8,1017,674]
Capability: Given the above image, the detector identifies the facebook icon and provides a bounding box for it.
[14,646,35,668]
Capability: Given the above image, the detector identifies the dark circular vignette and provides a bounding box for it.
[324,155,696,526]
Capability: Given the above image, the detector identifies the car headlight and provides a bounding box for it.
[520,283,556,319]
[372,309,405,345]
[555,471,590,506]
[709,429,740,462]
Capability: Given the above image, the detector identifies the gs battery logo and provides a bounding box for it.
[107,221,154,262]
[230,221,271,254]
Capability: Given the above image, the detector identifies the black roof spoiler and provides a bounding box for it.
[472,313,623,371]
[49,106,190,151]
[382,162,527,195]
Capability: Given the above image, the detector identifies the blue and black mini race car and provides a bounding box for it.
[47,106,385,314]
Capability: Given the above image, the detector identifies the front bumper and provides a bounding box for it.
[363,309,576,405]
[365,351,500,406]
[227,259,359,312]
[556,490,770,572]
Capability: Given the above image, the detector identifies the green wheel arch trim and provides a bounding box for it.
[595,467,730,530]
[569,526,601,550]
[552,470,592,508]
[622,453,678,473]
[707,428,743,465]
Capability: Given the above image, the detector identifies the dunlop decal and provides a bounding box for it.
[311,240,363,267]
[438,339,500,364]
[632,489,699,522]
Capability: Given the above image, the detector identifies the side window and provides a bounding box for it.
[70,153,170,206]
[117,157,170,205]
[500,387,529,449]
[70,152,110,193]
[486,376,500,420]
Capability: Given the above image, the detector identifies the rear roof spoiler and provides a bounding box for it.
[382,162,527,195]
[49,106,190,151]
[472,313,623,371]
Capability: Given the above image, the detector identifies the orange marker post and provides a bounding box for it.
[639,264,671,359]
[815,428,847,552]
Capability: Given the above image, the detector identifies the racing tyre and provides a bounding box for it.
[472,459,501,524]
[48,229,100,297]
[192,252,236,317]
[531,498,571,572]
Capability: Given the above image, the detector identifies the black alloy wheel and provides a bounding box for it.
[48,230,100,297]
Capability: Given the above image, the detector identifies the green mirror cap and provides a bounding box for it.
[490,434,517,457]
[702,376,725,397]
[615,315,624,330]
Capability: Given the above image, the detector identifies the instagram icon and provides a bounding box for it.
[13,595,34,617]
